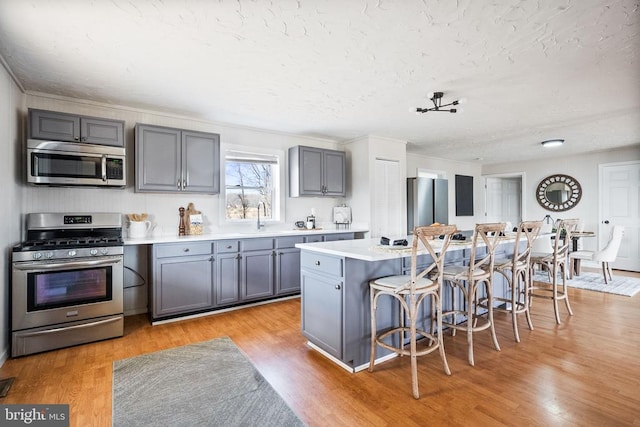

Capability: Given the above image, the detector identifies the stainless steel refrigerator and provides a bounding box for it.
[407,177,449,233]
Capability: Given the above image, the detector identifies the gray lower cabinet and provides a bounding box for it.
[151,242,214,319]
[301,251,344,358]
[242,250,274,301]
[29,108,125,146]
[135,124,220,194]
[150,234,355,320]
[216,238,277,306]
[275,236,304,295]
[289,145,346,197]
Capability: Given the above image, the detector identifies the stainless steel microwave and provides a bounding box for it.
[27,139,126,187]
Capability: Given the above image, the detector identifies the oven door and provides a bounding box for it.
[12,255,124,331]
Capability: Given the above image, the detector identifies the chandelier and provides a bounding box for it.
[416,92,466,114]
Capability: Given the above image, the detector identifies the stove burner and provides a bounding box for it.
[15,236,124,252]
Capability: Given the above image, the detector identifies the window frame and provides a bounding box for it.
[220,144,285,225]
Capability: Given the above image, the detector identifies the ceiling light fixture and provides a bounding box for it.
[416,92,466,114]
[541,139,565,148]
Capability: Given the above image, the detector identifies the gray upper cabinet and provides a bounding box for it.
[29,109,125,147]
[289,145,346,197]
[135,124,220,194]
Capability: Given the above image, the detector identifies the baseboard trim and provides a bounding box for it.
[152,295,300,326]
[306,341,398,373]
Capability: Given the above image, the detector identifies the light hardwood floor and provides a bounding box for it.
[2,269,639,426]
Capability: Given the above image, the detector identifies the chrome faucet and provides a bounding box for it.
[257,201,266,230]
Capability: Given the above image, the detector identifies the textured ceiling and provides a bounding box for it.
[0,0,638,164]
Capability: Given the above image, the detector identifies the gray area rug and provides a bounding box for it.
[113,337,305,427]
[533,271,640,297]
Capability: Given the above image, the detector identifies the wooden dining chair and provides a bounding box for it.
[369,224,457,399]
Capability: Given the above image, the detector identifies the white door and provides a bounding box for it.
[599,161,640,272]
[485,176,522,228]
[373,159,402,238]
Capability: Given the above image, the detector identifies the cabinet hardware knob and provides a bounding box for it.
[335,284,341,290]
[315,260,320,266]
[226,245,233,249]
[183,248,189,252]
[177,180,181,189]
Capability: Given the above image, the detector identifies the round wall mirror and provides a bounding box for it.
[536,174,582,211]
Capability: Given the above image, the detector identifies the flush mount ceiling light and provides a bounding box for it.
[416,92,466,114]
[541,139,565,148]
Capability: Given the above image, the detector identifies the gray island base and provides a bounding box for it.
[296,235,533,372]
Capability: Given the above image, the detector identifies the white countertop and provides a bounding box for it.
[296,233,543,262]
[124,226,368,245]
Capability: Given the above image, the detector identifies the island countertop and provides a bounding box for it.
[295,232,541,262]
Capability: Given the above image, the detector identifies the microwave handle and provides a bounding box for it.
[101,155,107,181]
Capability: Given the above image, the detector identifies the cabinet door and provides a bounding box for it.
[242,250,274,301]
[275,248,301,295]
[323,150,346,196]
[299,146,324,196]
[29,109,80,142]
[135,125,181,192]
[216,253,241,306]
[301,272,343,358]
[81,117,125,146]
[182,130,220,194]
[154,255,214,318]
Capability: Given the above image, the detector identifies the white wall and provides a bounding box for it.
[482,146,640,252]
[24,94,346,234]
[406,154,483,231]
[0,62,25,364]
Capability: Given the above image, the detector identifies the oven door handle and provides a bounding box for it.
[17,316,122,337]
[14,257,122,271]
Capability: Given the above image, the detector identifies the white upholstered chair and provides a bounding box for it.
[490,220,543,342]
[369,224,457,399]
[569,225,624,284]
[441,222,505,366]
[529,218,580,324]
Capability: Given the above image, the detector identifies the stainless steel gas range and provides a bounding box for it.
[11,213,124,357]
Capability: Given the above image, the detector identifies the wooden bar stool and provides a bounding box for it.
[487,220,543,342]
[369,224,457,399]
[529,218,580,324]
[442,223,505,366]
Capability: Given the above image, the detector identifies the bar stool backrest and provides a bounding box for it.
[512,220,544,265]
[407,225,458,292]
[468,223,506,273]
[553,218,580,260]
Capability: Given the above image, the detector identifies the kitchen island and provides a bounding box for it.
[296,235,529,372]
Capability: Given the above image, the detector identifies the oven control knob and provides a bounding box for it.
[68,250,77,257]
[33,252,42,260]
[90,249,99,256]
[45,252,54,259]
[100,248,109,255]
